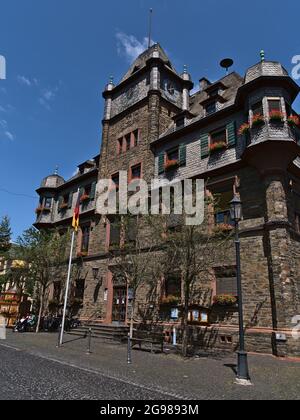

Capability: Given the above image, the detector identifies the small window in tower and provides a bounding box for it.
[117,138,123,154]
[111,173,120,190]
[125,133,131,151]
[44,197,52,209]
[131,163,141,180]
[133,130,139,147]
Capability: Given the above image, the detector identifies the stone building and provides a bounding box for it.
[35,44,300,357]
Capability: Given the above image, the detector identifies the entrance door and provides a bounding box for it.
[112,287,127,323]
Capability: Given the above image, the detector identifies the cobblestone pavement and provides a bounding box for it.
[0,330,299,400]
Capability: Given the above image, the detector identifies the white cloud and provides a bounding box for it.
[17,75,32,86]
[0,105,5,112]
[38,86,59,110]
[116,32,149,63]
[0,119,7,128]
[4,131,14,141]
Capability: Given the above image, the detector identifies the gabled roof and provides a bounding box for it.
[119,43,178,84]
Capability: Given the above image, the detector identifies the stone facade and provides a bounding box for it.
[35,44,300,357]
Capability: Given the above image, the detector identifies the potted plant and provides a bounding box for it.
[251,114,265,128]
[213,295,237,307]
[269,110,284,124]
[287,115,300,128]
[238,123,250,136]
[164,159,179,172]
[209,141,227,153]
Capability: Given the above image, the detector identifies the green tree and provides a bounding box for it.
[16,227,70,332]
[0,216,12,257]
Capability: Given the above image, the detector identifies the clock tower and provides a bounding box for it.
[99,43,194,182]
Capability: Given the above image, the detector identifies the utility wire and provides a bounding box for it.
[0,187,37,199]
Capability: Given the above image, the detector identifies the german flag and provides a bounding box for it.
[72,190,81,231]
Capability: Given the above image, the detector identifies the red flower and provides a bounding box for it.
[238,123,250,136]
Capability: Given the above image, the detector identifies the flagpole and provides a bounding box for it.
[59,228,75,346]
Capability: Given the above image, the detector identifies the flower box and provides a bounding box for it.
[213,295,237,307]
[269,110,284,124]
[287,115,300,128]
[251,114,265,128]
[238,123,250,136]
[80,194,90,203]
[209,142,227,153]
[164,159,179,172]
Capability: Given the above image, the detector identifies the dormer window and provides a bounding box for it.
[176,117,185,129]
[206,102,217,116]
[44,197,52,209]
[209,88,219,97]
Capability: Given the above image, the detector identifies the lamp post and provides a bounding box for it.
[230,195,252,385]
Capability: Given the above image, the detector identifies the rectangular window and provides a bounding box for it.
[210,127,227,146]
[206,102,217,115]
[165,274,181,298]
[44,197,52,209]
[117,138,123,154]
[133,130,139,147]
[111,173,120,190]
[125,217,137,244]
[268,99,282,113]
[110,218,121,247]
[125,133,131,151]
[81,226,90,253]
[215,267,237,296]
[251,100,263,116]
[130,163,141,180]
[75,279,85,300]
[167,147,179,162]
[214,190,234,225]
[176,117,185,128]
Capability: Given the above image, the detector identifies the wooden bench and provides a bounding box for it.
[131,329,164,353]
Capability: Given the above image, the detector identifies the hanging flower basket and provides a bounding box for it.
[213,295,237,307]
[164,159,179,172]
[209,142,227,153]
[238,123,250,136]
[251,114,265,128]
[287,115,300,128]
[269,110,284,124]
[80,194,90,203]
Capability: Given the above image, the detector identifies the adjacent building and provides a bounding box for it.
[35,44,300,357]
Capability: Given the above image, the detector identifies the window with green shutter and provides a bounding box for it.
[179,144,187,166]
[227,121,236,147]
[200,133,209,158]
[90,181,97,200]
[158,152,165,174]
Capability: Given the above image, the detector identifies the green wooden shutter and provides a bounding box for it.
[200,133,209,158]
[179,144,187,166]
[227,121,236,147]
[90,181,97,200]
[79,186,85,198]
[158,152,165,174]
[68,192,73,208]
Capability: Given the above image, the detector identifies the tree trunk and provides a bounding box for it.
[36,287,45,333]
[182,294,189,357]
[129,297,135,339]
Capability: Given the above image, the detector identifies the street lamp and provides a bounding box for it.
[230,194,252,385]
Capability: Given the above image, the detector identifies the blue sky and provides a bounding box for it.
[1,0,300,240]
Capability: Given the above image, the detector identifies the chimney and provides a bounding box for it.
[199,77,211,91]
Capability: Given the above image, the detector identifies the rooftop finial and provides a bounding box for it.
[54,165,59,175]
[109,75,114,84]
[183,64,187,74]
[148,8,153,49]
[260,50,265,62]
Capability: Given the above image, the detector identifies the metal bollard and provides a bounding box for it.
[127,333,132,364]
[86,328,92,354]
